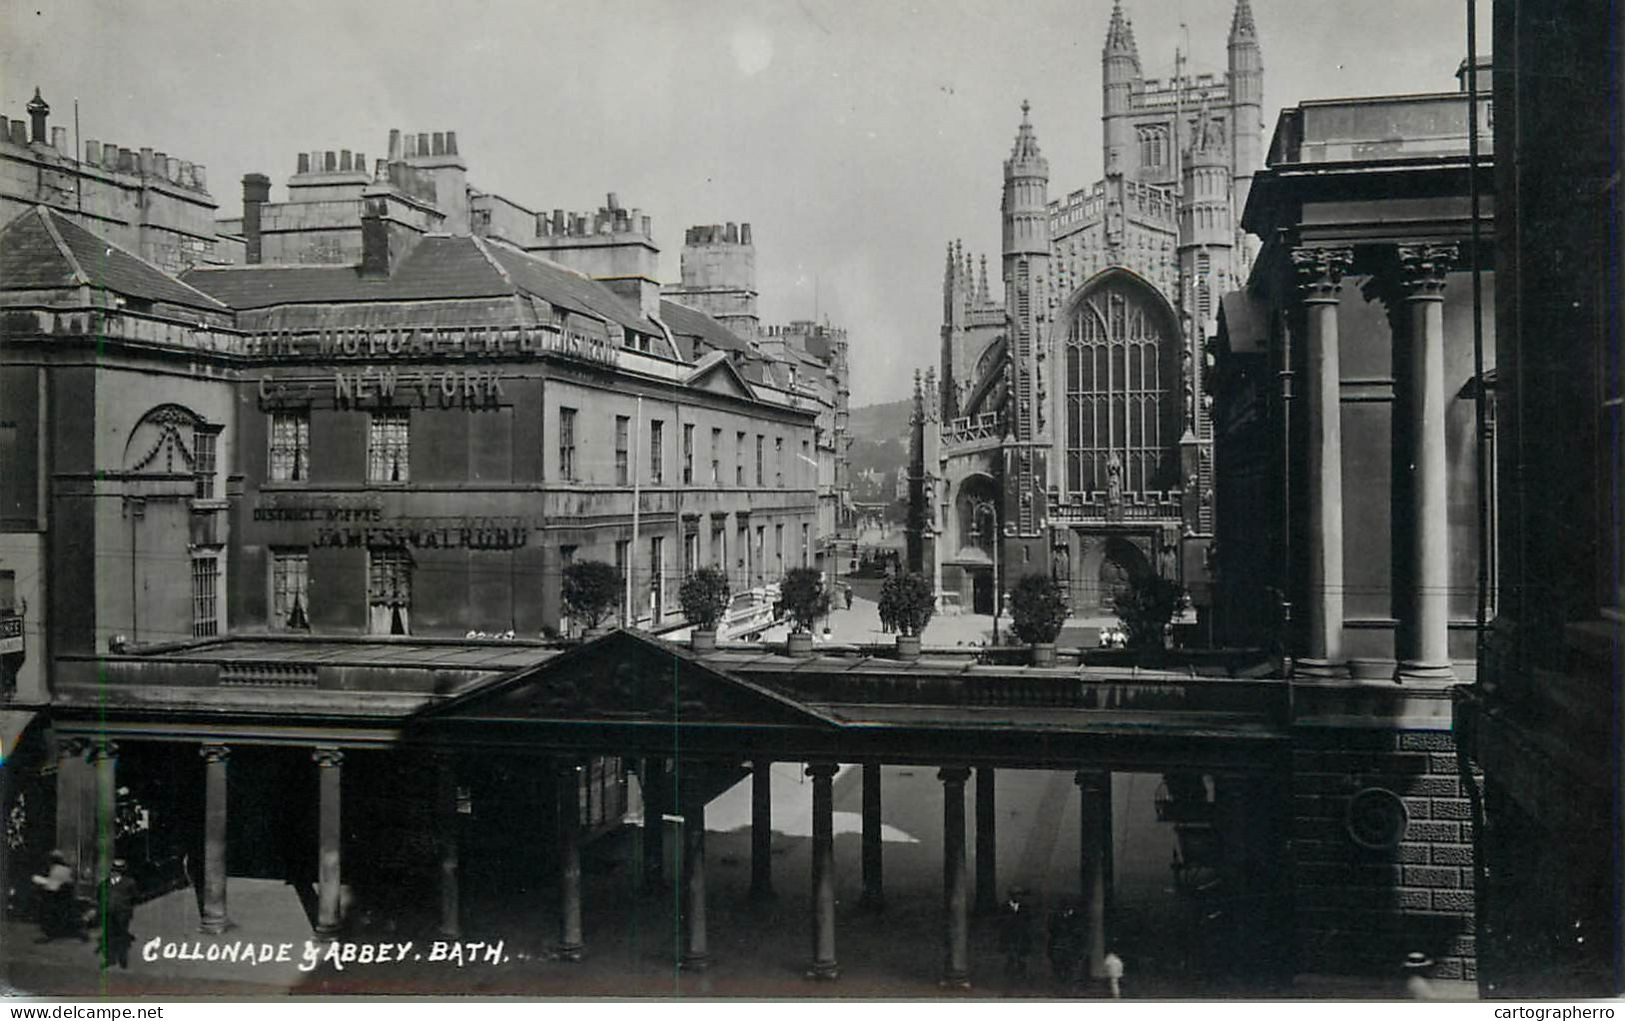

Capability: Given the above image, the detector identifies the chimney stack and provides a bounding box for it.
[51,126,67,152]
[741,222,752,245]
[85,140,101,165]
[26,88,49,144]
[242,173,271,265]
[358,195,423,278]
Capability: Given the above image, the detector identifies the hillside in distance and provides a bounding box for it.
[845,398,913,503]
[847,398,911,444]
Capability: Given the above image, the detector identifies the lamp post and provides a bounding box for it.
[969,498,1000,644]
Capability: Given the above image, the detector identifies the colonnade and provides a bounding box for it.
[1293,241,1463,681]
[57,739,1121,988]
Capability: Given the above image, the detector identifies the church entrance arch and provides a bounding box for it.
[1074,534,1153,616]
[1099,536,1151,609]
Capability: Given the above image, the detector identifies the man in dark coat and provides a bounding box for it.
[97,859,135,969]
[30,850,82,942]
[999,887,1035,983]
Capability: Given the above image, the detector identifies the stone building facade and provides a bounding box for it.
[913,0,1264,620]
[1209,59,1498,985]
[1455,0,1622,997]
[0,88,241,272]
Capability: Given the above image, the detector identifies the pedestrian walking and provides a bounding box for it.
[1047,904,1085,985]
[30,850,83,943]
[999,887,1035,984]
[96,858,136,970]
[1103,951,1125,998]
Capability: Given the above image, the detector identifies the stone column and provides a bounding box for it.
[974,767,997,915]
[89,741,118,885]
[312,747,344,936]
[678,776,710,971]
[859,762,884,911]
[1393,243,1459,682]
[750,758,774,900]
[1075,769,1109,980]
[1291,245,1355,676]
[641,758,665,889]
[807,761,839,980]
[554,761,584,960]
[54,738,89,889]
[434,754,461,938]
[199,744,232,933]
[939,766,972,988]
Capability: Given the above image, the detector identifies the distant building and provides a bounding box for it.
[663,222,855,567]
[912,0,1264,619]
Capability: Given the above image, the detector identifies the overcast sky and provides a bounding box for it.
[2,0,1485,406]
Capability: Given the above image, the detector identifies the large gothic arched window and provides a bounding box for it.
[1063,274,1181,497]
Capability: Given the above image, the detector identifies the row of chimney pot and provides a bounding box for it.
[386,129,459,161]
[73,139,207,191]
[684,223,754,246]
[7,89,206,191]
[295,150,368,175]
[535,201,651,240]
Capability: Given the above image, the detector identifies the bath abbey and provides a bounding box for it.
[912,0,1263,625]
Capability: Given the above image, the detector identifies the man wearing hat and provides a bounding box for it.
[96,858,136,969]
[999,886,1035,984]
[29,850,83,943]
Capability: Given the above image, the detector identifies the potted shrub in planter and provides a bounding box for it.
[1009,574,1069,666]
[679,567,731,652]
[878,571,935,660]
[778,567,829,658]
[563,560,621,639]
[1112,574,1184,654]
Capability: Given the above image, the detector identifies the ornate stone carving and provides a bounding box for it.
[56,737,90,761]
[1290,245,1354,302]
[312,747,345,769]
[1394,242,1458,298]
[199,744,230,764]
[1345,786,1410,849]
[87,740,118,762]
[1362,242,1459,311]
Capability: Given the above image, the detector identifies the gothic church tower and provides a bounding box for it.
[1002,101,1052,536]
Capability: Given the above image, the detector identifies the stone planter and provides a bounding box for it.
[787,631,814,658]
[894,634,921,661]
[1031,642,1057,667]
[690,629,717,653]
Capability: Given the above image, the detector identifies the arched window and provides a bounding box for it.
[1063,274,1181,496]
[1137,125,1168,169]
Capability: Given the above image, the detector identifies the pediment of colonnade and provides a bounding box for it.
[413,628,842,731]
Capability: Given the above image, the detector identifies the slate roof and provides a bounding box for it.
[0,206,228,311]
[182,234,663,341]
[659,299,748,355]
